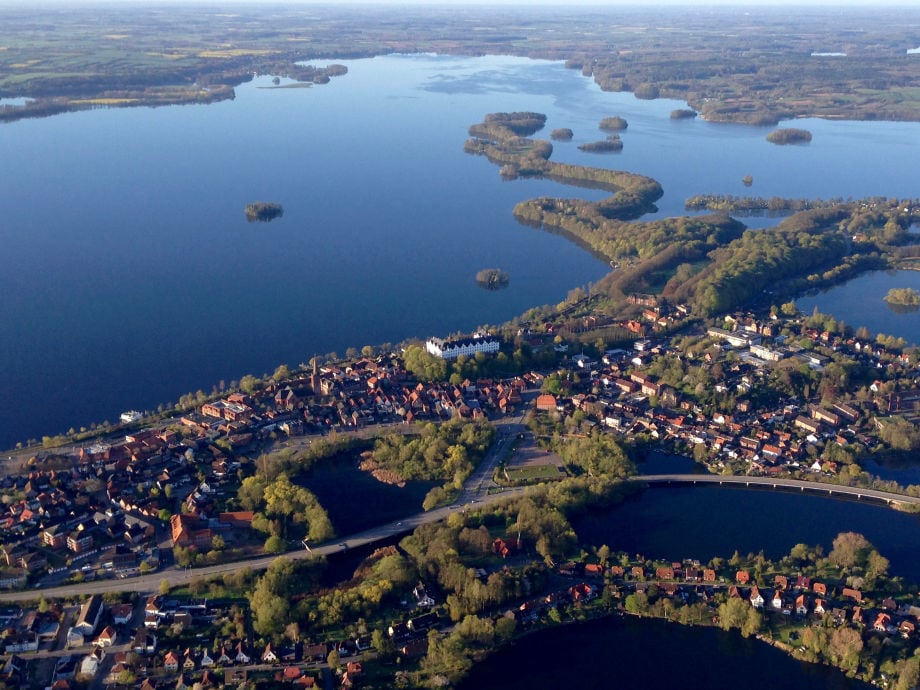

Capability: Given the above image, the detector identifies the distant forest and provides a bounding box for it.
[2,5,920,124]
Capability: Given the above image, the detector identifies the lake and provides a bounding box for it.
[460,615,865,690]
[573,485,920,578]
[796,270,920,346]
[462,484,915,689]
[3,54,920,448]
[298,449,436,537]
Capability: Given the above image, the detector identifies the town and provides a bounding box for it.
[1,295,920,688]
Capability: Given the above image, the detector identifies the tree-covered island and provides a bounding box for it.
[578,135,624,153]
[475,268,510,290]
[884,287,920,307]
[599,115,628,131]
[244,201,284,222]
[767,128,813,145]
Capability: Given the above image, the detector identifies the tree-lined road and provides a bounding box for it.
[4,455,916,603]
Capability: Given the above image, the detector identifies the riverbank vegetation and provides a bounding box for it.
[362,419,495,508]
[767,128,813,145]
[236,473,920,690]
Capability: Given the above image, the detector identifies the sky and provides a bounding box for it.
[5,0,919,5]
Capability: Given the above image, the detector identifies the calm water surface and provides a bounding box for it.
[460,615,866,690]
[299,451,435,536]
[3,54,920,447]
[796,270,920,346]
[574,486,920,577]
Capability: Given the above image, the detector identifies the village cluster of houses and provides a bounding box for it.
[0,462,165,592]
[532,311,920,476]
[180,357,525,441]
[511,556,920,648]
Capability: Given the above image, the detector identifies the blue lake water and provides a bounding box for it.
[573,485,920,578]
[460,615,865,690]
[2,54,920,448]
[796,270,920,346]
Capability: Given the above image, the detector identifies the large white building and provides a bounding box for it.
[425,335,500,360]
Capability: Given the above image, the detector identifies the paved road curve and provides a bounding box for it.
[4,464,916,602]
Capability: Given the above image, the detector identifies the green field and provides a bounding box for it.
[504,464,566,483]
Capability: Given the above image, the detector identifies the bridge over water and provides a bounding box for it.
[633,474,920,508]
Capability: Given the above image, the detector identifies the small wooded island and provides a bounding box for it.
[599,116,628,131]
[244,201,284,222]
[579,135,623,152]
[884,287,920,306]
[766,127,813,145]
[475,268,510,290]
[551,128,574,141]
[670,108,698,119]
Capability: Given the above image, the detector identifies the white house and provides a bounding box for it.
[425,335,500,360]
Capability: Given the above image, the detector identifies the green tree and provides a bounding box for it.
[625,591,649,614]
[117,670,137,686]
[249,558,299,637]
[741,605,762,638]
[828,532,871,568]
[264,535,286,554]
[828,626,863,672]
[897,657,920,690]
[717,597,749,632]
[371,629,395,657]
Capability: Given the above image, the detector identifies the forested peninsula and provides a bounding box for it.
[466,111,920,320]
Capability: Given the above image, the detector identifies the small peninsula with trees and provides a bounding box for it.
[767,128,813,145]
[244,201,284,222]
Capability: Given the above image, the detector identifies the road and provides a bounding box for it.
[0,486,527,604]
[634,473,920,506]
[10,423,911,604]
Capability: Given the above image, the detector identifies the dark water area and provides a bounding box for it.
[796,270,920,347]
[572,486,920,579]
[459,616,866,690]
[638,449,699,474]
[320,534,403,589]
[298,452,436,537]
[862,458,920,487]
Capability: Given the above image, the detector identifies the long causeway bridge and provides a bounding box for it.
[633,474,920,507]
